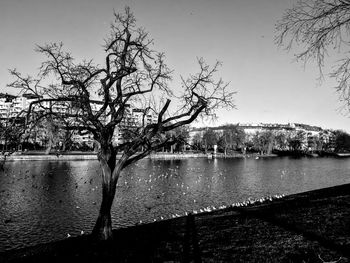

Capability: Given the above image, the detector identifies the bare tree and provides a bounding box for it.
[288,130,307,151]
[7,7,235,241]
[192,132,203,151]
[275,131,289,150]
[0,99,29,152]
[252,130,275,155]
[202,129,219,153]
[0,102,27,169]
[223,125,246,153]
[276,0,350,109]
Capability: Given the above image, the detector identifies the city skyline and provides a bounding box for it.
[0,91,342,134]
[1,0,349,132]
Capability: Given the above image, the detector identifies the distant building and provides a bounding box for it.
[188,122,330,150]
[0,92,338,151]
[0,92,159,148]
[113,106,158,145]
[0,93,16,119]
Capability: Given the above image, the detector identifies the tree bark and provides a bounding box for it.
[92,151,126,240]
[92,171,116,240]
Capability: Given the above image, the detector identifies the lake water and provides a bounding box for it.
[0,156,350,252]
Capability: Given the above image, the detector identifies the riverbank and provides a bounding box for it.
[1,183,350,262]
[3,149,350,161]
[2,152,278,161]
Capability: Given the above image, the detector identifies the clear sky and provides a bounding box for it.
[0,0,349,131]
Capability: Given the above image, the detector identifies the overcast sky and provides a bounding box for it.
[1,0,349,131]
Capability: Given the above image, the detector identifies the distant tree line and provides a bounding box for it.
[2,119,350,155]
[189,125,350,155]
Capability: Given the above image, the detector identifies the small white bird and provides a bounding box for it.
[205,207,212,212]
[80,230,84,235]
[67,233,71,238]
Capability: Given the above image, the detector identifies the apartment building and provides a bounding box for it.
[113,106,158,145]
[0,93,16,119]
[0,93,157,147]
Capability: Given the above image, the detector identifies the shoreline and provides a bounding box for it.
[1,183,350,262]
[3,149,350,161]
[1,152,279,161]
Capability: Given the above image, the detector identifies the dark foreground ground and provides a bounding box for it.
[2,184,350,262]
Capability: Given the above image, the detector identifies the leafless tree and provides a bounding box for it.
[0,102,26,152]
[276,0,350,109]
[7,7,235,241]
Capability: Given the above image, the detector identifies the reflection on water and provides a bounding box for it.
[0,156,350,251]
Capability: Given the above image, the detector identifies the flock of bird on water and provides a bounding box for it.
[0,160,286,239]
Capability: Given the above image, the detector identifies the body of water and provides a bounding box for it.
[0,156,349,251]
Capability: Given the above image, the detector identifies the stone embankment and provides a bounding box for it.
[4,153,206,161]
[5,154,97,161]
[1,183,350,262]
[3,152,278,161]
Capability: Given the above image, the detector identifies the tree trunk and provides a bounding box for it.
[92,152,126,240]
[45,140,52,155]
[62,143,66,152]
[92,173,116,240]
[0,154,6,171]
[45,134,53,155]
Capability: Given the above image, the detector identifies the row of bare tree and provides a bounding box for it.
[191,126,348,155]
